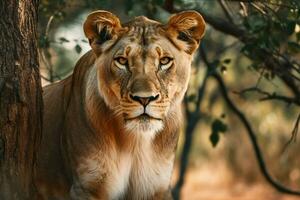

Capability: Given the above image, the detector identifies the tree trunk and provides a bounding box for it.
[0,0,42,199]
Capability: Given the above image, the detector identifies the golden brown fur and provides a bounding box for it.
[36,10,205,200]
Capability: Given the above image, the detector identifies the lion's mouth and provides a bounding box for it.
[125,113,162,121]
[123,112,164,135]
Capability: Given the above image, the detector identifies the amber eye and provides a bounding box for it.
[159,57,173,70]
[115,57,128,65]
[160,57,172,65]
[114,57,128,70]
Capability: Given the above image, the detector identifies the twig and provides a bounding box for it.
[218,0,235,23]
[226,0,297,9]
[233,86,300,106]
[282,113,300,153]
[40,15,63,82]
[277,54,300,74]
[45,15,54,37]
[163,4,246,39]
[260,95,300,105]
[250,2,267,15]
[239,2,248,17]
[39,49,62,81]
[263,52,300,83]
[292,62,300,72]
[40,74,52,82]
[255,67,265,88]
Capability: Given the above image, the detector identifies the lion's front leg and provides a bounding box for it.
[69,151,110,200]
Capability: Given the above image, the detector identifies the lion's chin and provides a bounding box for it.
[124,117,164,140]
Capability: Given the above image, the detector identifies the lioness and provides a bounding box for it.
[36,10,205,200]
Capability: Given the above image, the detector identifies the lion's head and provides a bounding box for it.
[83,10,205,138]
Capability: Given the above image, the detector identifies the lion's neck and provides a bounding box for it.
[83,64,134,149]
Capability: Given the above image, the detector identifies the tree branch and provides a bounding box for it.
[197,7,247,39]
[233,87,300,106]
[218,0,235,23]
[212,72,300,195]
[172,45,209,200]
[164,0,300,197]
[162,2,300,98]
[198,45,300,195]
[282,113,300,153]
[163,2,246,38]
[226,0,297,9]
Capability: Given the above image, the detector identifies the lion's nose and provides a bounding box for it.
[130,94,159,107]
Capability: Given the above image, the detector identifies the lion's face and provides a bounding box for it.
[84,11,205,137]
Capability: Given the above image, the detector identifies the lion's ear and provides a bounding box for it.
[83,10,122,52]
[166,11,205,54]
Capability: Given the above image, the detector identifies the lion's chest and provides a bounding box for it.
[79,143,174,200]
[125,147,174,200]
[108,146,173,199]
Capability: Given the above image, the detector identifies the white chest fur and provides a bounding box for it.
[78,140,174,200]
[127,142,174,199]
[106,152,132,199]
[108,141,174,200]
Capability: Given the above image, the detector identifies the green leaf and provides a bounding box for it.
[288,41,300,53]
[187,94,196,102]
[59,37,70,43]
[209,119,228,148]
[39,36,50,48]
[285,21,296,35]
[154,0,164,6]
[223,58,231,64]
[247,15,266,32]
[297,32,300,42]
[75,44,82,54]
[212,119,228,133]
[210,132,219,148]
[220,66,227,74]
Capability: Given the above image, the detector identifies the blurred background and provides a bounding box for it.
[38,0,300,199]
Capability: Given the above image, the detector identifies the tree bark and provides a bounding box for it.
[0,0,42,199]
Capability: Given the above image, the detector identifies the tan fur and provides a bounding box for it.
[36,10,205,200]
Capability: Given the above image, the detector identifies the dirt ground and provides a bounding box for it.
[172,164,300,200]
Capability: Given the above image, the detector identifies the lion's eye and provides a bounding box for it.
[159,57,173,70]
[114,57,128,70]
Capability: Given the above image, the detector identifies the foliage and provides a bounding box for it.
[241,0,300,81]
[210,117,228,147]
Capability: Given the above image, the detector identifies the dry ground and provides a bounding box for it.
[172,164,300,200]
